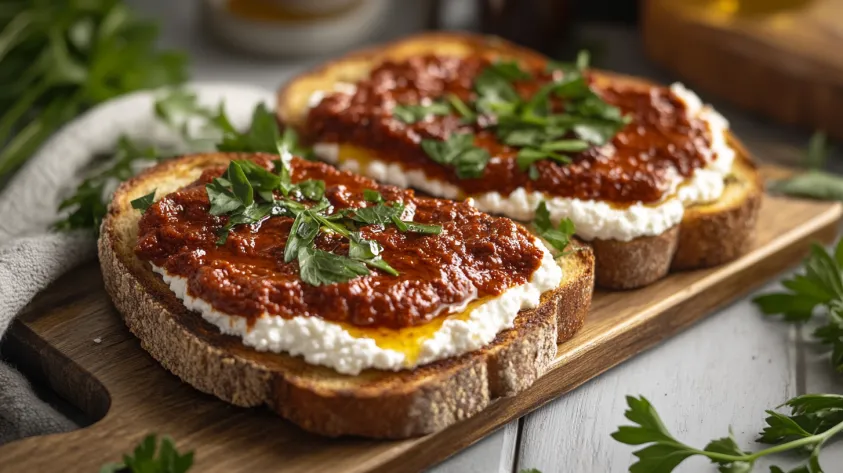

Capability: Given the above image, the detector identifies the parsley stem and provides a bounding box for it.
[746,418,843,460]
[688,418,843,464]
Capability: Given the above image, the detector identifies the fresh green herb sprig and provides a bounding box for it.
[54,137,161,232]
[753,240,843,372]
[206,158,317,245]
[515,139,590,172]
[100,434,193,473]
[805,131,829,170]
[533,201,575,254]
[205,142,441,286]
[55,91,306,234]
[0,1,189,178]
[131,190,156,213]
[770,132,843,201]
[420,133,490,179]
[495,53,627,175]
[392,100,451,124]
[612,394,843,473]
[401,51,627,180]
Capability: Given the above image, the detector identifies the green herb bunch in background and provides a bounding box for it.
[54,90,294,233]
[0,0,188,178]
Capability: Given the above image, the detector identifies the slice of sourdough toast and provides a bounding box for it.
[276,32,762,291]
[99,152,594,438]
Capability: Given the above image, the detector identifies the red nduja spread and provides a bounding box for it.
[305,55,717,204]
[135,155,545,330]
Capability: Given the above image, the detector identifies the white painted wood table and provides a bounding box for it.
[131,2,843,471]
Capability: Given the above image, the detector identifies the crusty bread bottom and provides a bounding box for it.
[98,153,595,438]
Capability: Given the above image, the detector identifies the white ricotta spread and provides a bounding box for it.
[310,82,736,242]
[152,239,562,376]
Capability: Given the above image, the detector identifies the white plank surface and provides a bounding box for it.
[126,2,843,471]
[515,283,803,472]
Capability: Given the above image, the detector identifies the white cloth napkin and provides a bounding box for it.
[0,83,275,444]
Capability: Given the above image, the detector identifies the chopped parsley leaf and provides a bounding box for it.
[131,190,156,213]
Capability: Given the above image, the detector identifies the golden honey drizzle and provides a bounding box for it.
[340,298,490,365]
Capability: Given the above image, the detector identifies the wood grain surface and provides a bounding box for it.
[0,178,840,473]
[642,0,843,140]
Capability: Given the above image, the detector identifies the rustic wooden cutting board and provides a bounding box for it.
[642,0,843,140]
[0,170,841,473]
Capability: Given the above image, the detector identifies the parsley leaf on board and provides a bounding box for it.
[805,131,830,170]
[131,191,157,213]
[533,201,575,253]
[768,132,843,202]
[99,434,194,473]
[612,394,843,473]
[770,170,843,202]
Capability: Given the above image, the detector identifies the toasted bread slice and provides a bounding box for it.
[276,31,762,291]
[99,153,594,438]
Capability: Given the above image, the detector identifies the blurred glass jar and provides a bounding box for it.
[202,0,389,56]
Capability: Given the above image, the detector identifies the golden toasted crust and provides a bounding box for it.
[591,227,679,290]
[671,139,763,270]
[98,153,594,438]
[277,32,546,129]
[276,31,762,291]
